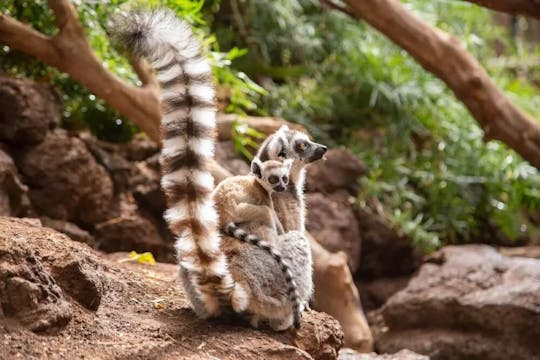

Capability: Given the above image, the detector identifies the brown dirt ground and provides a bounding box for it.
[1,218,342,360]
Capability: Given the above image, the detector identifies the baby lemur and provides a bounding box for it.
[214,158,303,329]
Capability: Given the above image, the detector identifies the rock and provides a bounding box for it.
[15,129,114,225]
[377,245,540,360]
[0,217,72,331]
[118,133,159,161]
[130,157,167,220]
[339,349,428,360]
[0,149,31,216]
[94,193,175,263]
[306,191,362,272]
[499,245,540,259]
[40,217,96,247]
[356,208,422,279]
[305,148,367,194]
[1,217,343,359]
[0,76,61,144]
[292,310,344,360]
[84,136,133,191]
[50,257,106,311]
[215,140,251,176]
[357,277,411,312]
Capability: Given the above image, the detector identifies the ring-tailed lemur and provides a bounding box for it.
[214,158,303,329]
[112,9,326,328]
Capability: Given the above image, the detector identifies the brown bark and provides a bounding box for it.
[0,0,161,142]
[462,0,540,20]
[325,0,540,169]
[309,233,374,352]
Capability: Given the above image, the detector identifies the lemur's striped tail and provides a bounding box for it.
[112,10,233,317]
[225,223,302,329]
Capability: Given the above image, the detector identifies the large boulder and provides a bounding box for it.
[94,192,174,263]
[0,148,31,217]
[14,129,114,226]
[377,245,540,360]
[356,208,422,279]
[0,76,61,144]
[305,148,367,194]
[0,218,72,331]
[215,140,250,176]
[306,191,362,272]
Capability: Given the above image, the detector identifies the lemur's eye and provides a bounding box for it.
[299,142,307,150]
[268,175,279,184]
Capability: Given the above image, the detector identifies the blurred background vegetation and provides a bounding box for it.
[1,0,539,251]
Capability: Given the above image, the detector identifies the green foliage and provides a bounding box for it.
[214,0,540,251]
[231,120,265,160]
[0,0,261,142]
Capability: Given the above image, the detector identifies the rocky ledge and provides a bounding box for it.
[0,217,343,360]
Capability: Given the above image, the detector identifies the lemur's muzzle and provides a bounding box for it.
[274,184,286,192]
[308,144,327,162]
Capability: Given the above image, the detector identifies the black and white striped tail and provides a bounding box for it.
[112,9,233,317]
[225,222,302,329]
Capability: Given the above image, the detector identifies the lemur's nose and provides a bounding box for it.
[274,184,286,192]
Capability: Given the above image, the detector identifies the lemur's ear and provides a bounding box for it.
[251,158,263,178]
[277,125,290,133]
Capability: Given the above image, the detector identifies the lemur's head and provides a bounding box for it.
[251,158,293,193]
[256,125,327,165]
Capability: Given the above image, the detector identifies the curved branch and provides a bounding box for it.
[462,0,540,20]
[0,2,161,142]
[336,0,540,169]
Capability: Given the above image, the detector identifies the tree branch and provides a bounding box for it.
[0,2,161,142]
[334,0,540,169]
[461,0,540,20]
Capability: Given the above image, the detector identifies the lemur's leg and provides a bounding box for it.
[272,212,285,236]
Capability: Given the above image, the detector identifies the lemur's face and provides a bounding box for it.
[251,159,292,192]
[256,126,327,164]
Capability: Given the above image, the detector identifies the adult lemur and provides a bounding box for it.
[113,9,327,330]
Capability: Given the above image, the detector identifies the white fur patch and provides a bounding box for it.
[191,108,216,129]
[189,84,215,103]
[231,283,250,312]
[183,56,212,77]
[194,199,219,228]
[175,234,195,254]
[164,201,187,223]
[157,64,182,84]
[152,50,175,69]
[189,137,214,158]
[208,254,228,277]
[161,136,186,158]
